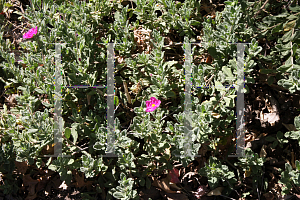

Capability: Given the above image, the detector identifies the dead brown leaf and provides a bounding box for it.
[206,55,213,64]
[207,187,224,196]
[4,94,18,107]
[51,175,62,189]
[133,27,152,54]
[160,191,189,200]
[72,171,93,189]
[14,161,28,174]
[152,176,181,194]
[169,182,182,191]
[72,171,85,188]
[139,186,161,200]
[23,174,39,200]
[36,175,50,193]
[282,123,297,131]
[260,145,267,158]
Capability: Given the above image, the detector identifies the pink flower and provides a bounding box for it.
[145,97,161,112]
[23,26,38,39]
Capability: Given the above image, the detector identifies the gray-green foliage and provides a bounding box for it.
[254,4,300,93]
[265,131,289,149]
[279,160,300,196]
[110,172,139,200]
[0,0,259,197]
[284,116,300,145]
[199,156,236,190]
[0,140,18,195]
[1,0,299,198]
[234,148,266,196]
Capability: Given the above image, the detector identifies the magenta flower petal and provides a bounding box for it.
[23,26,38,39]
[145,97,161,112]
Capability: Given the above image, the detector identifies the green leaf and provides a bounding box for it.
[71,123,79,144]
[222,66,234,80]
[208,47,222,59]
[215,81,225,92]
[277,131,284,139]
[265,136,276,142]
[139,177,145,186]
[292,31,300,42]
[4,2,13,8]
[114,96,119,106]
[283,29,293,42]
[113,192,124,199]
[294,116,300,130]
[271,23,282,34]
[292,43,298,56]
[163,61,177,69]
[223,96,235,107]
[166,91,176,98]
[289,5,300,12]
[65,170,72,185]
[267,76,274,86]
[296,160,300,171]
[27,129,39,134]
[295,18,300,30]
[285,163,292,172]
[278,64,293,72]
[263,15,280,26]
[260,69,276,74]
[36,158,43,168]
[46,158,52,166]
[285,55,294,68]
[190,20,201,26]
[34,88,44,94]
[68,158,74,165]
[244,75,254,84]
[17,86,27,91]
[286,14,298,20]
[272,140,278,148]
[208,176,218,189]
[146,177,151,189]
[224,1,235,6]
[65,128,71,139]
[93,141,105,150]
[278,79,294,91]
[48,164,57,171]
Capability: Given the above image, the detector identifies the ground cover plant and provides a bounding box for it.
[0,0,300,199]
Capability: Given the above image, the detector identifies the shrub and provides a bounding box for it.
[0,0,299,199]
